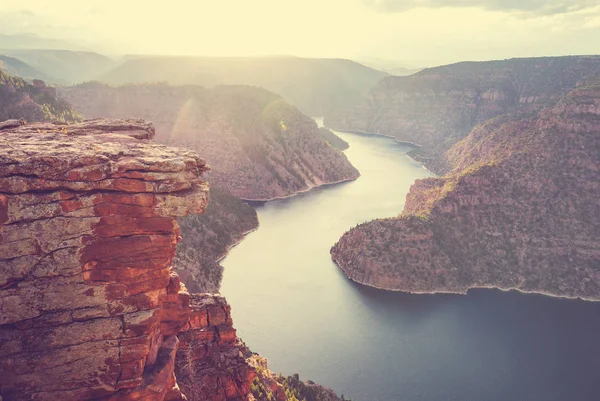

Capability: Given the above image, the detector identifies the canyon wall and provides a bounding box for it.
[0,118,209,399]
[0,118,346,401]
[331,83,600,300]
[325,56,600,173]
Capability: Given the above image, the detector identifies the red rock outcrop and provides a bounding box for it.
[174,294,257,401]
[331,84,600,300]
[0,118,209,400]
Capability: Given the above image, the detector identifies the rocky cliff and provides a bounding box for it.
[0,118,346,401]
[331,83,600,300]
[325,56,600,174]
[0,118,209,399]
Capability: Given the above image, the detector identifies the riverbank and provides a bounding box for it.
[220,127,600,401]
[239,175,359,203]
[324,125,442,176]
[216,226,260,263]
[334,261,600,303]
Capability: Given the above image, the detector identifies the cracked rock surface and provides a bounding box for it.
[0,118,209,400]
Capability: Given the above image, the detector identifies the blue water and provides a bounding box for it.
[221,130,600,401]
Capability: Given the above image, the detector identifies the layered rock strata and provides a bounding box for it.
[331,84,600,300]
[0,119,209,400]
[174,294,256,401]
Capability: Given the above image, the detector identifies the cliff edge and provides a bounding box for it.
[0,118,347,401]
[0,118,209,399]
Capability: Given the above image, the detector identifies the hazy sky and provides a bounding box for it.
[0,0,599,66]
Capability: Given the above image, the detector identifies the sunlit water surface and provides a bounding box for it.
[221,128,600,401]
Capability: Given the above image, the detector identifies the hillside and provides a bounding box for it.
[0,49,116,84]
[0,55,52,81]
[175,186,259,293]
[100,55,388,115]
[325,55,600,173]
[61,82,359,200]
[331,83,600,300]
[0,69,81,122]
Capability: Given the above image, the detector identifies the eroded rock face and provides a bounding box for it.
[331,84,600,300]
[0,119,209,400]
[174,294,256,401]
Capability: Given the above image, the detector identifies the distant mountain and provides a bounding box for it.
[0,33,88,51]
[100,55,388,116]
[0,49,116,84]
[0,68,81,122]
[357,57,422,76]
[326,55,600,173]
[0,55,53,81]
[386,66,422,76]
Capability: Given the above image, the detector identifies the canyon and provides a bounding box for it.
[330,77,600,300]
[0,118,346,401]
[60,82,359,292]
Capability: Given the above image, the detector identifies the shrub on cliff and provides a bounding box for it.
[0,69,82,122]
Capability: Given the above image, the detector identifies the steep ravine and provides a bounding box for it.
[0,118,346,401]
[331,83,600,300]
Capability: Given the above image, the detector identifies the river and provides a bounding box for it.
[220,128,600,401]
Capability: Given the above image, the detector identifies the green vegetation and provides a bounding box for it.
[250,371,351,401]
[0,69,82,122]
[277,373,350,401]
[316,127,349,150]
[175,185,259,292]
